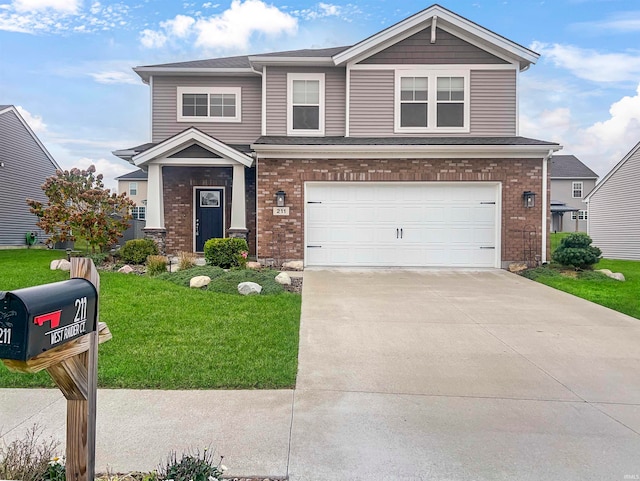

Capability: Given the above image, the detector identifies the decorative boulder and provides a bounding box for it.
[246,261,262,270]
[275,272,291,285]
[50,259,71,271]
[190,276,211,288]
[282,260,304,271]
[595,269,613,276]
[609,272,626,282]
[508,262,528,274]
[238,282,262,295]
[118,265,134,274]
[195,257,207,266]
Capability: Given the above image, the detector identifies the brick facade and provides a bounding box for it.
[256,157,548,266]
[162,166,256,255]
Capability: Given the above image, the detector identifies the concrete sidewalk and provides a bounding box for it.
[2,269,640,480]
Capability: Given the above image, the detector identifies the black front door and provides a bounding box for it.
[195,188,224,252]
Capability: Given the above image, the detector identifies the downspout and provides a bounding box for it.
[542,149,553,263]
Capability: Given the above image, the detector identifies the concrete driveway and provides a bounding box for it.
[289,269,640,481]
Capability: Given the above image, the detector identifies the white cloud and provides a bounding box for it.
[520,108,572,144]
[532,41,640,83]
[291,2,361,21]
[15,106,48,134]
[140,0,297,51]
[66,157,133,191]
[140,28,167,48]
[571,11,640,33]
[161,14,195,38]
[88,70,139,85]
[13,0,81,14]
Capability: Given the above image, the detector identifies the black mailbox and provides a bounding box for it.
[0,279,98,361]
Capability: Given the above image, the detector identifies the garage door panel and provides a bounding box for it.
[306,183,499,267]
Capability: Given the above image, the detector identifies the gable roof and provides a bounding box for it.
[332,4,538,69]
[133,4,538,83]
[584,140,640,202]
[130,127,254,167]
[0,105,61,170]
[116,169,148,181]
[550,155,598,179]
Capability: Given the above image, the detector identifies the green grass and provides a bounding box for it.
[550,232,572,254]
[524,259,640,320]
[0,250,301,389]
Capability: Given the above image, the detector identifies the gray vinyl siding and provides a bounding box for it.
[349,69,517,136]
[550,178,596,233]
[359,27,508,65]
[349,70,395,136]
[0,110,57,246]
[152,76,262,144]
[588,145,640,260]
[469,70,516,136]
[265,66,346,136]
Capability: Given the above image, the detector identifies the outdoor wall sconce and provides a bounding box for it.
[275,190,286,207]
[523,191,536,208]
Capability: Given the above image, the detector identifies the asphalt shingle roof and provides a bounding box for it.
[116,169,147,180]
[550,155,598,178]
[253,136,559,146]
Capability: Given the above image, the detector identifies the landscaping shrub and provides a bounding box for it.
[120,238,158,264]
[0,425,62,481]
[155,266,226,287]
[147,255,168,276]
[177,251,197,271]
[157,449,226,481]
[520,266,563,281]
[551,232,602,269]
[87,251,109,266]
[203,238,248,269]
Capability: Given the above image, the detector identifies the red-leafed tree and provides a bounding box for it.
[27,165,135,253]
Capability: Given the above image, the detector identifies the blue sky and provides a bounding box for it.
[1,0,639,191]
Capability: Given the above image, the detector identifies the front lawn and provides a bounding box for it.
[523,258,640,320]
[0,250,301,389]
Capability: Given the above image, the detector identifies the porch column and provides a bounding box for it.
[143,164,166,253]
[228,163,248,238]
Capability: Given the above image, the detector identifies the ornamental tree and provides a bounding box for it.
[26,165,135,253]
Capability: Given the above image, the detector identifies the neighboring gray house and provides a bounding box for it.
[0,105,60,247]
[584,141,640,260]
[550,154,598,233]
[114,4,561,268]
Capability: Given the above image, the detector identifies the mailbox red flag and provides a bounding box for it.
[33,310,62,329]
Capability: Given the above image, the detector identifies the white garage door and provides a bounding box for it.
[305,182,500,268]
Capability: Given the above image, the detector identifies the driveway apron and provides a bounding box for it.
[289,269,640,481]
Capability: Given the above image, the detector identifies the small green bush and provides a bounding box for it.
[551,232,602,269]
[155,266,226,287]
[87,252,109,266]
[120,238,159,264]
[147,255,168,276]
[203,238,248,269]
[520,266,563,281]
[157,449,226,481]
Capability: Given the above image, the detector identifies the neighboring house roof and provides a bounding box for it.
[0,105,61,170]
[116,169,148,181]
[133,4,538,83]
[584,140,640,202]
[550,200,580,213]
[550,155,598,179]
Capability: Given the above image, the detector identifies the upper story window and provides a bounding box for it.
[129,182,137,196]
[177,87,241,123]
[395,70,469,133]
[287,73,325,136]
[572,181,583,198]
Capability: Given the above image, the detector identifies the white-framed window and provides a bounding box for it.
[571,210,587,221]
[177,87,241,123]
[287,73,325,136]
[572,181,583,198]
[131,206,146,220]
[129,182,137,196]
[395,70,470,133]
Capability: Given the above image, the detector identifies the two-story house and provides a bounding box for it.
[114,4,561,268]
[116,169,148,220]
[549,155,598,233]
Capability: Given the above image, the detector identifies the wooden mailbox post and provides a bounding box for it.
[0,258,112,481]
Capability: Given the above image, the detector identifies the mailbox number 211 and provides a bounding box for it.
[74,297,88,323]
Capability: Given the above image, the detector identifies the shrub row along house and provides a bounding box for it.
[113,4,561,268]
